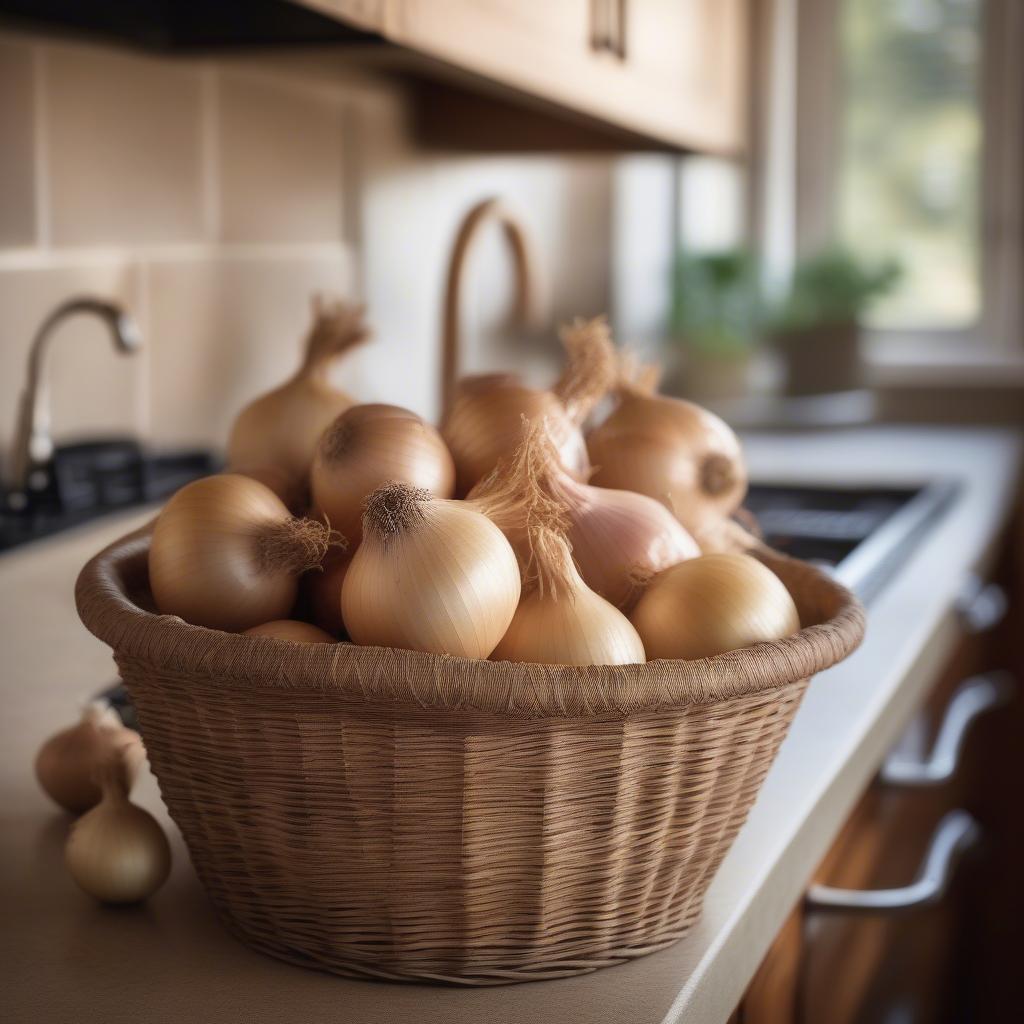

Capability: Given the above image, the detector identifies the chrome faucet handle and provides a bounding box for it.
[7,297,141,508]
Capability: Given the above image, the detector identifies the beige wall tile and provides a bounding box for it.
[0,263,144,465]
[218,72,345,244]
[45,43,204,245]
[0,40,37,247]
[145,251,355,449]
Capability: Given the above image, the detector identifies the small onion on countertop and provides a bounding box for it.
[630,553,800,661]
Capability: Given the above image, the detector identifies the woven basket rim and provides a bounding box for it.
[75,525,865,718]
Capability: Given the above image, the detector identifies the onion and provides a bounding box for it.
[471,418,699,609]
[310,403,455,545]
[35,702,143,814]
[302,547,350,636]
[630,553,800,660]
[244,619,334,643]
[442,316,616,494]
[586,359,747,536]
[149,474,332,632]
[227,297,369,494]
[342,482,520,659]
[491,527,645,666]
[65,757,170,904]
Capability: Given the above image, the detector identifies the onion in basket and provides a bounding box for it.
[490,526,645,666]
[441,316,616,494]
[310,403,455,545]
[244,620,335,643]
[471,417,699,609]
[149,474,333,632]
[342,482,520,658]
[631,553,800,660]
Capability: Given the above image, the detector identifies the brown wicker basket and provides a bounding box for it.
[76,527,864,985]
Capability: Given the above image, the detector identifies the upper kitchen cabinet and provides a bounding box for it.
[296,0,749,153]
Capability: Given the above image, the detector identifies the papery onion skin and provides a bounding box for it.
[587,388,748,537]
[244,619,335,643]
[311,403,455,544]
[149,474,329,633]
[35,703,142,814]
[227,299,369,492]
[342,483,520,659]
[630,553,800,661]
[302,548,350,636]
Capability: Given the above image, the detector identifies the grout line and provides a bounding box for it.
[200,63,221,244]
[31,43,51,249]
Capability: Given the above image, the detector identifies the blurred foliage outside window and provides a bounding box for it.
[837,0,982,330]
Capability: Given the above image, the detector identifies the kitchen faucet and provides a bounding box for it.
[440,197,540,416]
[6,297,141,510]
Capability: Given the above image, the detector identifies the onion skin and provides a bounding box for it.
[587,391,747,536]
[342,483,520,659]
[35,704,142,814]
[150,474,328,632]
[630,553,800,661]
[311,404,455,544]
[245,620,335,643]
[303,548,350,636]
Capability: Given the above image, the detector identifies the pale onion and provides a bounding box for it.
[490,527,645,666]
[303,547,350,636]
[227,297,370,493]
[245,619,335,643]
[35,702,143,814]
[65,758,171,904]
[310,403,455,544]
[470,418,699,609]
[630,553,800,661]
[442,316,616,494]
[149,474,332,632]
[341,482,520,659]
[586,359,747,536]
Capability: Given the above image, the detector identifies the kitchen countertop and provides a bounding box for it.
[1,427,1021,1024]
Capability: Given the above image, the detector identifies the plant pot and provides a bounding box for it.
[671,349,754,402]
[774,321,863,397]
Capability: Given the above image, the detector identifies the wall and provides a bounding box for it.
[0,29,617,467]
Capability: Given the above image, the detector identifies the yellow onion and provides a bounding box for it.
[491,527,645,665]
[302,547,350,636]
[442,316,616,494]
[310,403,455,544]
[586,359,747,536]
[227,298,369,494]
[149,474,332,632]
[35,702,143,814]
[342,482,520,658]
[471,418,699,609]
[244,619,334,643]
[631,553,800,660]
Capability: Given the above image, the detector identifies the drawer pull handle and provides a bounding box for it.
[881,672,1013,787]
[956,574,1007,634]
[805,810,979,915]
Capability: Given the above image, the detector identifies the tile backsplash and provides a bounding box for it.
[0,28,624,471]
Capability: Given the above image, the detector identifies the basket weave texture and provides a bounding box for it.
[76,527,864,985]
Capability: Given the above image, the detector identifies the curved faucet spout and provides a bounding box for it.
[7,297,142,506]
[440,198,540,417]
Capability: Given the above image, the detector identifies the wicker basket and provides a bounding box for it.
[76,527,864,985]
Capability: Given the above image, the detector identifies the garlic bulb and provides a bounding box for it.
[442,316,616,494]
[491,527,645,666]
[65,759,171,904]
[586,358,747,536]
[471,418,699,608]
[342,482,520,659]
[227,298,369,493]
[35,702,143,814]
[630,553,800,661]
[310,403,455,545]
[149,474,332,632]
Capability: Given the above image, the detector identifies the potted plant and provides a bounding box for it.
[768,248,901,396]
[670,248,761,400]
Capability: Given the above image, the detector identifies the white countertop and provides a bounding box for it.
[1,427,1021,1024]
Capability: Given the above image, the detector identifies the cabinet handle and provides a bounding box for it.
[880,672,1014,787]
[589,0,627,59]
[955,573,1008,634]
[805,810,980,915]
